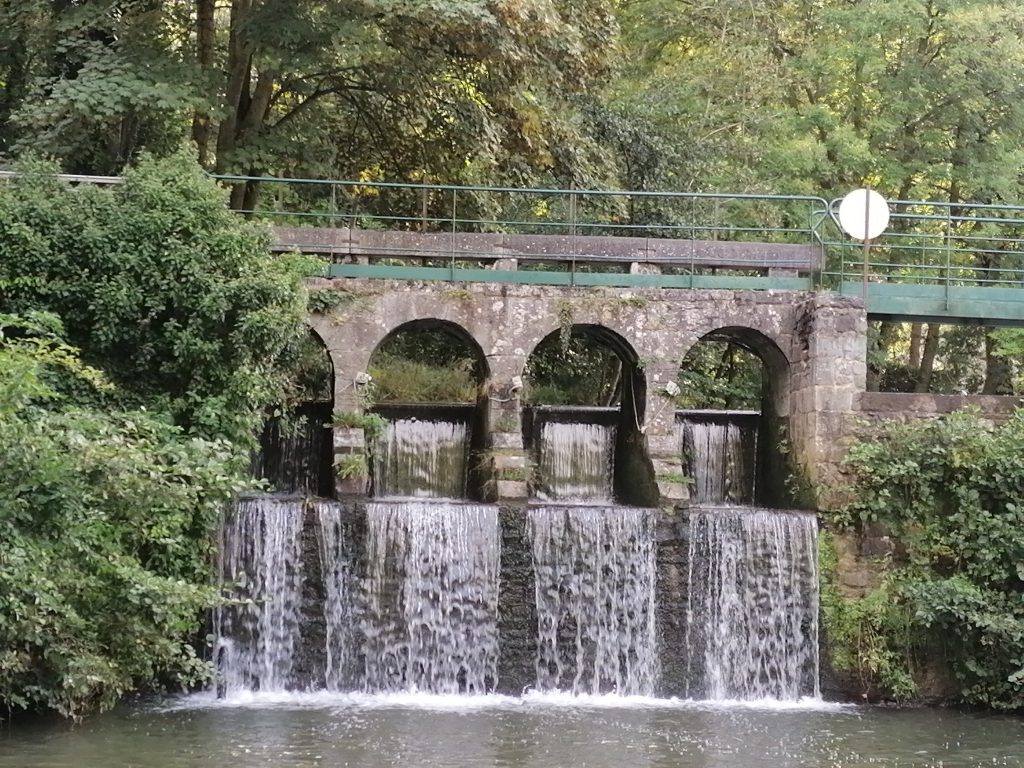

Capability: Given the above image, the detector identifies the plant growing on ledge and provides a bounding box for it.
[332,411,388,440]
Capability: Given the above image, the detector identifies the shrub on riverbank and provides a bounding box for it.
[0,155,313,719]
[824,409,1024,710]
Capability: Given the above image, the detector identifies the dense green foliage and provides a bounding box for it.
[0,315,249,719]
[829,411,1024,709]
[676,341,763,410]
[368,327,482,403]
[0,157,311,719]
[368,354,478,404]
[525,332,623,407]
[0,150,313,443]
[3,1,1024,391]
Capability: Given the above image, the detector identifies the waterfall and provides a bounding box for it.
[373,419,469,498]
[362,501,500,694]
[315,500,359,691]
[679,415,757,504]
[685,507,820,701]
[216,497,305,694]
[252,404,333,496]
[529,506,658,695]
[535,422,616,502]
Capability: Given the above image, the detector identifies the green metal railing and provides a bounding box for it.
[817,198,1024,322]
[820,198,1024,286]
[215,173,829,278]
[11,169,1024,321]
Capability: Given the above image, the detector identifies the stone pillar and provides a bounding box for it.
[642,359,688,505]
[486,354,530,501]
[787,295,867,509]
[311,312,376,498]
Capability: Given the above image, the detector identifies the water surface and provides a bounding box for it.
[3,694,1021,768]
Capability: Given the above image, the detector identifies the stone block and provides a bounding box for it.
[497,480,528,500]
[491,432,524,450]
[657,482,689,502]
[491,257,519,271]
[646,434,680,457]
[334,428,365,449]
[494,453,528,471]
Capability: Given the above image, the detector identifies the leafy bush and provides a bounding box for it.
[0,153,312,719]
[0,149,313,443]
[0,317,248,719]
[833,410,1024,709]
[818,533,918,701]
[368,354,478,403]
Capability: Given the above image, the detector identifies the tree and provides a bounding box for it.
[0,149,314,443]
[5,1,620,198]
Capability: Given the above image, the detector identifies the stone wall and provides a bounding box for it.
[857,391,1020,422]
[307,279,868,509]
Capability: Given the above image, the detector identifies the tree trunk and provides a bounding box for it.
[867,321,899,392]
[215,0,254,174]
[908,322,924,372]
[192,0,216,166]
[913,324,940,393]
[983,328,1013,394]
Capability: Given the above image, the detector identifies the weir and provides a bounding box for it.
[678,411,759,504]
[361,501,500,694]
[534,421,616,503]
[529,505,658,695]
[217,393,820,703]
[216,496,305,694]
[372,418,469,499]
[685,507,820,700]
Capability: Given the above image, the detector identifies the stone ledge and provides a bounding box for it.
[857,391,1020,421]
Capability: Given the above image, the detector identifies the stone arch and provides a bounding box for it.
[302,323,336,404]
[253,324,336,497]
[364,317,493,502]
[677,325,790,418]
[676,325,792,506]
[369,317,492,394]
[523,322,656,506]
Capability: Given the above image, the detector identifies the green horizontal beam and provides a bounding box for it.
[327,263,811,291]
[840,281,1024,325]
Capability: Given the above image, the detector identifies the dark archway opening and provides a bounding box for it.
[676,327,790,507]
[254,328,336,497]
[523,324,657,506]
[367,319,491,501]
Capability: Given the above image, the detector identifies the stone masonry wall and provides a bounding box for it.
[307,278,868,509]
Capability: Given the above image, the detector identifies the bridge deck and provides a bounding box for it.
[271,226,821,274]
[271,225,1024,325]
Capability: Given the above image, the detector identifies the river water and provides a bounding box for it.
[3,694,1022,768]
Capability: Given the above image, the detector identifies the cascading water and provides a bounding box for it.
[252,404,333,496]
[535,422,615,502]
[315,500,359,691]
[679,415,757,504]
[373,418,469,498]
[685,506,820,701]
[216,496,305,694]
[362,501,500,694]
[529,506,658,695]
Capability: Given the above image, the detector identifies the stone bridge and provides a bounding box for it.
[307,278,867,506]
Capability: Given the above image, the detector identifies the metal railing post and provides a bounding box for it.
[450,189,457,282]
[945,206,952,310]
[569,184,577,287]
